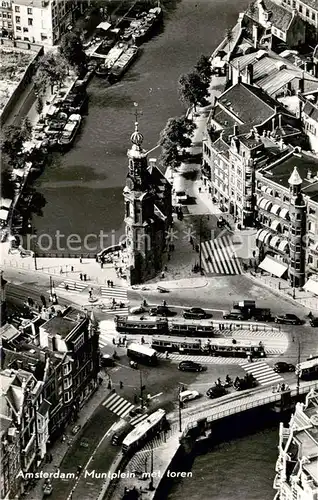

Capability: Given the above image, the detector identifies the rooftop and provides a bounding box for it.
[42,307,86,338]
[247,0,293,31]
[262,152,318,200]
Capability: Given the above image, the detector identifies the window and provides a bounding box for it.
[15,5,20,11]
[73,333,85,352]
[2,13,6,18]
[7,13,11,18]
[299,4,303,13]
[309,207,316,215]
[41,33,48,40]
[308,255,313,264]
[28,17,33,25]
[16,25,21,31]
[292,0,296,7]
[306,8,310,17]
[27,7,32,14]
[8,22,12,28]
[312,12,316,21]
[23,27,28,32]
[15,15,20,23]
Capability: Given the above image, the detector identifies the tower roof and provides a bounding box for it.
[288,166,302,186]
[130,121,144,147]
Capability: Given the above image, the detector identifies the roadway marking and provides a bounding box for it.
[150,392,163,399]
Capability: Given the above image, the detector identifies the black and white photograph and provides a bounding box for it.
[0,0,318,499]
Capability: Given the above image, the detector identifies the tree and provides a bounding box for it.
[159,140,180,170]
[34,52,69,95]
[22,117,33,141]
[1,124,25,163]
[159,116,196,150]
[59,32,87,75]
[195,54,212,85]
[225,27,233,47]
[178,72,209,109]
[0,167,14,200]
[36,96,43,116]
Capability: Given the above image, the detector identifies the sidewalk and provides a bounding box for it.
[28,378,111,500]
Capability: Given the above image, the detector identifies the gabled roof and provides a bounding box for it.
[246,0,294,32]
[303,101,318,123]
[217,81,279,126]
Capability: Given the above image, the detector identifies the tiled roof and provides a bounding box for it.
[218,82,278,126]
[258,68,298,96]
[247,0,294,31]
[211,105,237,128]
[300,0,318,10]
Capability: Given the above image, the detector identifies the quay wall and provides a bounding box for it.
[0,38,43,126]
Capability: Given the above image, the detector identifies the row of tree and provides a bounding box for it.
[159,54,212,171]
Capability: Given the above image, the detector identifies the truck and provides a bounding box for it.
[232,301,272,321]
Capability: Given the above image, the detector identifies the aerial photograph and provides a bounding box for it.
[0,0,318,499]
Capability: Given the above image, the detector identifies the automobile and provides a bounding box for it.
[179,390,200,403]
[175,190,188,203]
[183,307,211,320]
[274,362,295,373]
[223,310,245,321]
[178,361,204,372]
[274,314,301,325]
[71,424,81,435]
[150,306,174,317]
[206,385,227,399]
[129,306,148,315]
[309,317,318,327]
[100,354,115,367]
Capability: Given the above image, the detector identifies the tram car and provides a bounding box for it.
[115,315,168,334]
[151,336,266,359]
[122,409,166,454]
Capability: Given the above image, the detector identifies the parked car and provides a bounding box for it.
[274,314,301,325]
[129,306,148,314]
[206,385,227,399]
[179,390,200,403]
[274,362,295,373]
[178,361,204,372]
[183,307,211,320]
[150,306,174,317]
[309,317,318,327]
[71,424,81,435]
[100,354,115,367]
[223,310,245,321]
[175,191,188,203]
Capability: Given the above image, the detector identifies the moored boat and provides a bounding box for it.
[58,114,82,148]
[131,6,162,45]
[95,42,128,78]
[109,45,139,82]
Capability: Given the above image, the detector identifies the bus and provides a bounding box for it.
[127,343,158,365]
[296,357,318,380]
[151,335,266,359]
[115,315,168,334]
[122,409,166,454]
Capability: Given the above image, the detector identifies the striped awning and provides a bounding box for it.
[270,219,281,231]
[278,240,288,252]
[259,198,272,210]
[256,229,272,244]
[259,256,288,277]
[270,236,281,248]
[270,204,280,215]
[280,208,289,219]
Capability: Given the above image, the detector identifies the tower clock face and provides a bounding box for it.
[126,177,134,190]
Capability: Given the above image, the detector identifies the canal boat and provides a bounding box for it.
[131,6,163,45]
[58,114,82,148]
[108,45,139,82]
[95,42,128,78]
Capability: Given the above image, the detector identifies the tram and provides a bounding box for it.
[122,409,166,454]
[151,335,266,359]
[296,356,318,380]
[115,315,168,334]
[127,343,158,365]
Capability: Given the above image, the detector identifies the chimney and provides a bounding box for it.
[246,63,253,85]
[278,114,282,129]
[307,169,312,180]
[252,24,258,49]
[279,138,284,150]
[233,124,238,136]
[298,72,304,93]
[149,158,157,168]
[272,117,275,133]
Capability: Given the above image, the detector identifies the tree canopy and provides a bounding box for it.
[59,32,87,74]
[0,167,14,200]
[195,54,212,84]
[159,115,196,170]
[178,71,209,108]
[34,52,69,95]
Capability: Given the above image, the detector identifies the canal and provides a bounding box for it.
[33,0,249,255]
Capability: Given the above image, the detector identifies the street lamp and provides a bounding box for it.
[178,387,183,433]
[198,215,209,273]
[296,340,301,399]
[139,369,145,409]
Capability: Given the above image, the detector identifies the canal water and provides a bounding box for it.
[33,0,279,497]
[33,0,249,254]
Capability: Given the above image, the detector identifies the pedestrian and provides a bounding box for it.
[84,274,87,281]
[80,257,82,264]
[162,300,167,306]
[165,350,169,359]
[107,381,112,390]
[198,187,201,193]
[112,297,116,306]
[134,394,138,404]
[107,280,110,287]
[161,272,165,279]
[80,273,83,281]
[71,266,74,272]
[112,337,116,345]
[89,290,92,298]
[101,262,104,269]
[60,267,63,274]
[111,281,114,288]
[141,336,145,345]
[123,335,127,343]
[120,381,123,389]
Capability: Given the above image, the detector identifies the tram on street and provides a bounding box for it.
[151,336,266,358]
[296,356,318,380]
[169,319,217,337]
[115,315,168,334]
[127,343,158,365]
[122,409,166,454]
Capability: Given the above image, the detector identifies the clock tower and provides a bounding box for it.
[123,121,157,285]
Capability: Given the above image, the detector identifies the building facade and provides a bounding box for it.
[0,0,13,37]
[273,389,318,500]
[123,122,172,285]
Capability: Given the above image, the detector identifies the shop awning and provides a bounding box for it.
[303,279,318,296]
[270,204,280,215]
[0,209,9,221]
[259,198,272,210]
[256,229,272,244]
[278,240,288,252]
[270,219,281,231]
[259,256,288,277]
[270,236,281,248]
[280,208,289,219]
